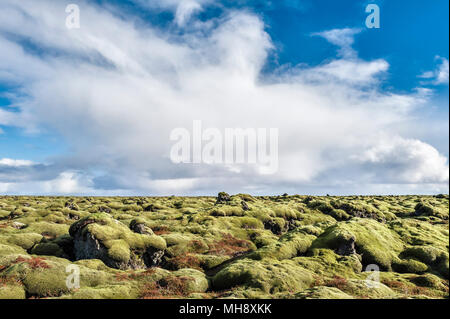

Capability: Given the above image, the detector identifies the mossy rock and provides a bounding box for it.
[172,268,209,293]
[2,257,72,298]
[212,258,314,294]
[23,222,70,238]
[336,279,397,299]
[310,218,404,270]
[69,213,166,270]
[1,233,43,250]
[249,230,316,261]
[30,243,66,258]
[295,248,363,278]
[392,259,429,274]
[410,274,444,289]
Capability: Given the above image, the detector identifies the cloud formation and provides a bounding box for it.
[419,56,449,85]
[0,0,448,195]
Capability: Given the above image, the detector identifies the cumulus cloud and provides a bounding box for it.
[0,0,448,195]
[353,136,449,184]
[419,57,449,85]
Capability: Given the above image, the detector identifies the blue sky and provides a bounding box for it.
[0,0,448,195]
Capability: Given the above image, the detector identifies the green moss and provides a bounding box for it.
[392,259,429,274]
[69,213,166,269]
[0,243,26,257]
[30,243,66,258]
[410,274,444,289]
[0,284,26,299]
[0,195,448,299]
[1,233,43,250]
[310,218,404,270]
[293,286,353,299]
[59,284,139,299]
[334,279,397,299]
[23,222,70,238]
[294,249,362,278]
[249,229,316,261]
[2,257,71,297]
[212,258,314,294]
[173,268,209,293]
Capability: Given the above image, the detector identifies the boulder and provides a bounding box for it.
[69,213,166,270]
[129,218,154,236]
[216,192,231,205]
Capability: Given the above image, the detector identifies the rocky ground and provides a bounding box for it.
[0,194,448,299]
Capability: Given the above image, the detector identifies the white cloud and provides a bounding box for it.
[0,171,94,195]
[0,158,35,167]
[419,56,449,85]
[354,136,449,184]
[436,57,449,84]
[313,28,361,59]
[175,0,203,26]
[133,0,209,26]
[304,59,389,85]
[0,0,447,195]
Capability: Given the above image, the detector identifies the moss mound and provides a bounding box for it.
[68,213,166,270]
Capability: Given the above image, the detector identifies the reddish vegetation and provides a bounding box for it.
[208,234,252,256]
[310,276,325,287]
[115,268,156,282]
[140,276,194,299]
[325,276,348,291]
[152,226,170,235]
[189,240,208,253]
[14,257,51,270]
[114,273,130,282]
[381,279,434,296]
[0,276,22,287]
[166,254,202,271]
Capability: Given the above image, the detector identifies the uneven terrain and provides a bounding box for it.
[0,194,448,299]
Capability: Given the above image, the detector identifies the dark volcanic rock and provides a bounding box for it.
[241,201,250,211]
[130,219,154,236]
[65,201,79,211]
[97,206,112,214]
[216,192,231,205]
[335,236,357,256]
[264,220,283,235]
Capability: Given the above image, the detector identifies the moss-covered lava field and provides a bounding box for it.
[0,193,448,299]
